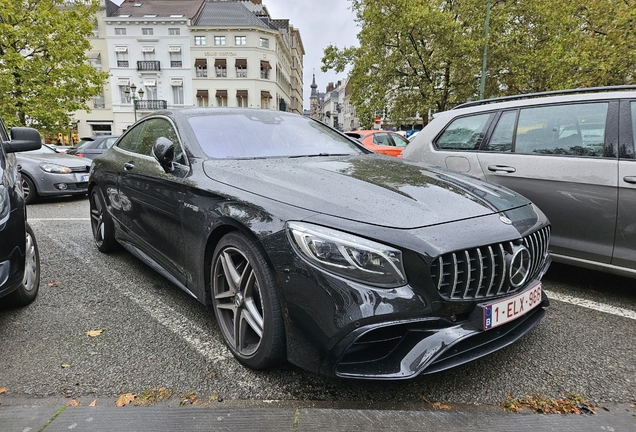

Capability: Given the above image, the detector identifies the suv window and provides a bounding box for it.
[435,113,491,150]
[514,103,608,157]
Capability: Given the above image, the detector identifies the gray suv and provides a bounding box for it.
[402,86,636,279]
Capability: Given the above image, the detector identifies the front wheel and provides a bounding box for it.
[6,223,40,307]
[89,188,119,252]
[211,232,286,369]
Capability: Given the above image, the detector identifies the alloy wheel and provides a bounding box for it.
[213,246,265,357]
[90,191,105,247]
[22,231,38,291]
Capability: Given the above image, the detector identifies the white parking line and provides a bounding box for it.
[29,218,91,221]
[544,289,636,321]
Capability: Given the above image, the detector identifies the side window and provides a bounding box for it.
[485,111,516,152]
[392,134,410,148]
[435,113,491,150]
[105,138,117,149]
[372,133,393,146]
[631,102,636,151]
[515,103,608,157]
[117,123,145,154]
[139,118,186,164]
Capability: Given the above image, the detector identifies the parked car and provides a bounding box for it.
[43,144,71,153]
[17,144,92,204]
[66,135,119,160]
[0,121,41,306]
[344,130,410,157]
[402,86,636,279]
[89,108,550,380]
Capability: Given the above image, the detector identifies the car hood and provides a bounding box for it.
[17,153,92,167]
[202,155,530,229]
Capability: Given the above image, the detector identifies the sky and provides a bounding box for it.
[262,0,360,110]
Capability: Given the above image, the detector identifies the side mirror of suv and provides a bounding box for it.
[2,127,42,153]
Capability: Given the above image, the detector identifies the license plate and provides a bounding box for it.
[481,282,542,330]
[80,175,90,182]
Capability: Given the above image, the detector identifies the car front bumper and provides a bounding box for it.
[32,171,89,197]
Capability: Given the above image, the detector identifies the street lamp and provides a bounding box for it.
[124,83,145,121]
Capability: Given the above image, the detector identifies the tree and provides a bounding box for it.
[0,0,108,134]
[322,0,636,129]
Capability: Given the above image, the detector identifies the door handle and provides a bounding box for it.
[623,176,636,184]
[123,162,135,171]
[487,165,516,173]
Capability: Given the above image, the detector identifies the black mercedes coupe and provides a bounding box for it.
[88,108,551,380]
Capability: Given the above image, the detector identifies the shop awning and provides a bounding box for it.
[236,90,248,98]
[260,91,272,99]
[196,90,209,98]
[215,90,228,98]
[235,59,247,67]
[260,60,271,69]
[194,59,207,68]
[214,59,226,67]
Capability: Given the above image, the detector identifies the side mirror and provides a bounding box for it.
[152,137,175,173]
[3,127,42,153]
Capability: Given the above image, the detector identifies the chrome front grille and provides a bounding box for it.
[430,226,550,300]
[70,165,90,173]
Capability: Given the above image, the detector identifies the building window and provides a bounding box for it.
[172,86,184,105]
[261,91,271,109]
[170,51,182,68]
[93,93,105,109]
[115,28,126,35]
[144,82,157,101]
[194,36,206,46]
[215,59,227,78]
[195,59,207,77]
[259,37,269,48]
[89,55,102,72]
[142,50,155,61]
[260,60,271,79]
[196,90,209,107]
[214,36,226,46]
[235,59,247,78]
[116,51,129,67]
[291,35,296,48]
[235,36,246,46]
[120,85,131,104]
[91,20,99,37]
[169,28,180,35]
[216,90,228,107]
[142,28,153,36]
[237,90,248,108]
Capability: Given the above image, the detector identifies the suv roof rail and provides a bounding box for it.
[453,85,636,110]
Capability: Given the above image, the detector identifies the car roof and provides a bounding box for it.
[449,86,636,117]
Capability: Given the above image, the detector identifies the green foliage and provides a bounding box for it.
[0,0,108,134]
[323,0,636,128]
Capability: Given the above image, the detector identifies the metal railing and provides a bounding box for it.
[137,61,161,71]
[135,100,167,110]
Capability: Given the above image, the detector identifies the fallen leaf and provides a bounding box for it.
[89,400,97,407]
[86,329,104,337]
[0,387,6,395]
[115,393,136,407]
[431,402,452,410]
[47,281,61,287]
[61,364,70,368]
[67,399,80,407]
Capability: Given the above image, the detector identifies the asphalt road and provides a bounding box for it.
[1,196,635,410]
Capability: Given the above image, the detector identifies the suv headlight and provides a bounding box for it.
[0,185,10,226]
[39,163,72,174]
[287,222,407,288]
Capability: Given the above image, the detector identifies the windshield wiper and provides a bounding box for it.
[288,153,352,158]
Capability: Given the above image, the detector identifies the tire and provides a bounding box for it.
[211,232,286,369]
[21,176,38,205]
[6,223,40,307]
[89,188,119,252]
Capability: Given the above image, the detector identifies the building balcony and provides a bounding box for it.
[137,60,161,72]
[171,61,182,68]
[117,60,129,67]
[135,100,167,110]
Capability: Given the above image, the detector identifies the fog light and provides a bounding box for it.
[55,183,68,190]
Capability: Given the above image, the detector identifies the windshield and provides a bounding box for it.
[188,111,365,159]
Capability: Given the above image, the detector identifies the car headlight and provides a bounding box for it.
[0,185,9,224]
[38,163,72,174]
[287,222,407,288]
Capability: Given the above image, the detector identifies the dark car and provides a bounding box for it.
[66,135,118,160]
[402,86,636,279]
[89,108,551,380]
[17,145,92,204]
[0,121,41,307]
